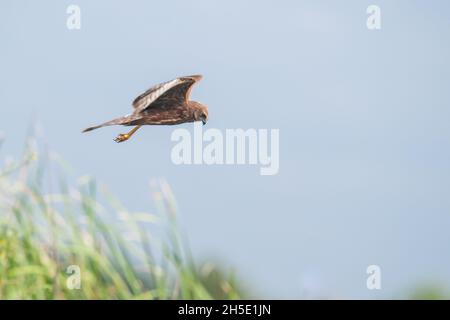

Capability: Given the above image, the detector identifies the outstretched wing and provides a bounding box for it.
[132,75,202,113]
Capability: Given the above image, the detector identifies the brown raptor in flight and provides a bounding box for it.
[82,75,208,143]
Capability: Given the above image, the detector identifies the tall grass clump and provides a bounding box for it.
[0,136,242,299]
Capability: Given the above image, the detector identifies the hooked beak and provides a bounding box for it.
[202,119,207,126]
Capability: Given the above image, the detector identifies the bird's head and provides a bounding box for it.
[191,101,208,125]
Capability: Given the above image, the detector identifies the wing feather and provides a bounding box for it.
[132,78,183,112]
[131,75,202,113]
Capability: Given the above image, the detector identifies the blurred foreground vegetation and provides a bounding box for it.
[0,135,447,300]
[0,138,243,299]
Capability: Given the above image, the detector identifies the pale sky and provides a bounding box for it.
[1,0,450,298]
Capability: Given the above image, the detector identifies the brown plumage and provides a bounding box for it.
[82,75,208,143]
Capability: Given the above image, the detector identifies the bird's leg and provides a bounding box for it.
[114,125,142,143]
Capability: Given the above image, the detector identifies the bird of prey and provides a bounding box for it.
[82,75,208,143]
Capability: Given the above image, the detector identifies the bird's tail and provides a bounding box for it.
[82,124,105,133]
[82,117,128,133]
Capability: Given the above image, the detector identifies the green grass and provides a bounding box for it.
[0,138,243,299]
[3,136,445,300]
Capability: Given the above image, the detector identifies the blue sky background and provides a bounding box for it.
[1,0,450,298]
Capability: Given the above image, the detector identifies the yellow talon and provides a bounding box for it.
[113,126,142,143]
[114,134,129,143]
